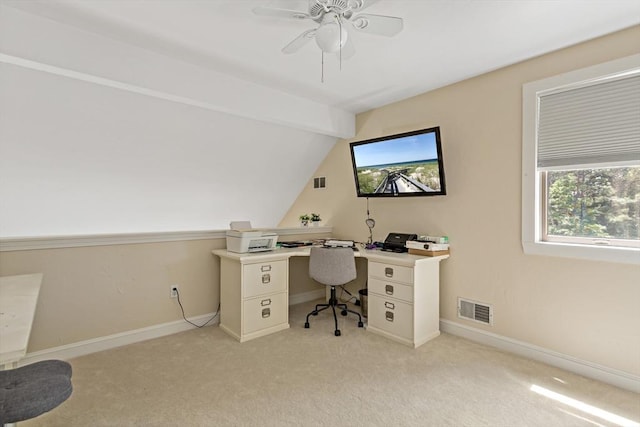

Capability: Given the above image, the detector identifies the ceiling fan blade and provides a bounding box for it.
[282,29,316,54]
[350,13,403,37]
[349,0,382,13]
[252,6,310,20]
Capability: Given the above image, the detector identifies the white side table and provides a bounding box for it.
[0,273,43,369]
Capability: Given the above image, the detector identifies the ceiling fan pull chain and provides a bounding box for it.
[321,50,325,83]
[338,17,343,70]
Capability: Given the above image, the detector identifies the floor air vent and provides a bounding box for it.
[458,298,493,325]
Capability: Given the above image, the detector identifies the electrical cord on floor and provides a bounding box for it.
[175,288,220,328]
[338,285,359,305]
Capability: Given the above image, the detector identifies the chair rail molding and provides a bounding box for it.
[0,227,333,251]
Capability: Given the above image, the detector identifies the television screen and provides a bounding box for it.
[349,126,446,197]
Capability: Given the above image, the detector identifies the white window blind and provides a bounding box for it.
[537,73,640,169]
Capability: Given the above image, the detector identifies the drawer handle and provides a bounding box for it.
[385,311,394,322]
[384,301,395,310]
[260,298,272,306]
[385,267,394,278]
[261,265,272,272]
[385,284,394,295]
[262,273,271,284]
[262,308,271,318]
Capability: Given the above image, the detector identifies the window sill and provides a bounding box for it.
[522,240,640,265]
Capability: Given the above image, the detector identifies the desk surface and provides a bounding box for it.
[212,246,448,267]
[0,273,43,366]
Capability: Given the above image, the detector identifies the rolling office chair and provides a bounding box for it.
[304,247,364,336]
[0,360,73,425]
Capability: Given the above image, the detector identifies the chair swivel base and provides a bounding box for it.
[304,286,364,336]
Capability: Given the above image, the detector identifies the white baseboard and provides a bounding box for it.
[25,309,637,394]
[440,319,640,393]
[21,290,321,365]
[21,313,218,366]
[289,289,325,306]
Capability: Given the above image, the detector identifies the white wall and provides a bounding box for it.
[0,5,338,237]
[282,27,640,378]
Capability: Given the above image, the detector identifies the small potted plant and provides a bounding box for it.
[299,214,310,227]
[310,213,321,226]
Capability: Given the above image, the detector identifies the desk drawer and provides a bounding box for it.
[368,294,413,341]
[369,278,413,303]
[368,262,413,284]
[243,260,287,298]
[243,292,287,334]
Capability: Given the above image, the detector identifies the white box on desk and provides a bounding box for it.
[405,241,450,251]
[417,235,449,244]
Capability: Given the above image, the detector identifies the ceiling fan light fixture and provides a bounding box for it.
[315,21,348,53]
[254,0,404,67]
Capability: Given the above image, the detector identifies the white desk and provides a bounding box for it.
[212,247,448,348]
[0,273,43,368]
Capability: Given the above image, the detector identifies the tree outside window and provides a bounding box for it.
[545,166,640,245]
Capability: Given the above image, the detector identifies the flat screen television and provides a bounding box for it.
[349,126,446,197]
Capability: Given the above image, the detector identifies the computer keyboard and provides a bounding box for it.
[280,241,312,248]
[324,240,354,247]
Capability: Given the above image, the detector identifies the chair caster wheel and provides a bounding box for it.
[358,321,364,328]
[304,322,310,328]
[335,330,341,336]
[341,310,347,316]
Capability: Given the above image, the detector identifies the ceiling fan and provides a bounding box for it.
[253,0,403,59]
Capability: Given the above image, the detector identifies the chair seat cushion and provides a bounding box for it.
[1,360,72,383]
[0,360,73,424]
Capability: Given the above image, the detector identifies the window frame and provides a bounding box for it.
[522,54,640,265]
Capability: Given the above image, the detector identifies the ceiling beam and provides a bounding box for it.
[0,5,355,139]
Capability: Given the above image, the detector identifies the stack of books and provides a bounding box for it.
[405,238,450,256]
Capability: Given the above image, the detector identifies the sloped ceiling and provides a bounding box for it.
[3,0,639,133]
[0,0,638,236]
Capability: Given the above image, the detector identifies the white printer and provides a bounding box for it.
[226,221,278,253]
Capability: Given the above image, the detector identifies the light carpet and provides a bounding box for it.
[23,300,640,426]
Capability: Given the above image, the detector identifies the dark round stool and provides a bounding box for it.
[0,360,73,424]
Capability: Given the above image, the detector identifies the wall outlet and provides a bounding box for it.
[170,285,179,298]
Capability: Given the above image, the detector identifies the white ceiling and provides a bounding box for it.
[1,0,638,235]
[5,0,639,116]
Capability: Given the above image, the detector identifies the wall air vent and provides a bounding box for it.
[313,177,326,189]
[458,298,493,325]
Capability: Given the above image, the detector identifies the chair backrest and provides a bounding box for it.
[309,247,357,287]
